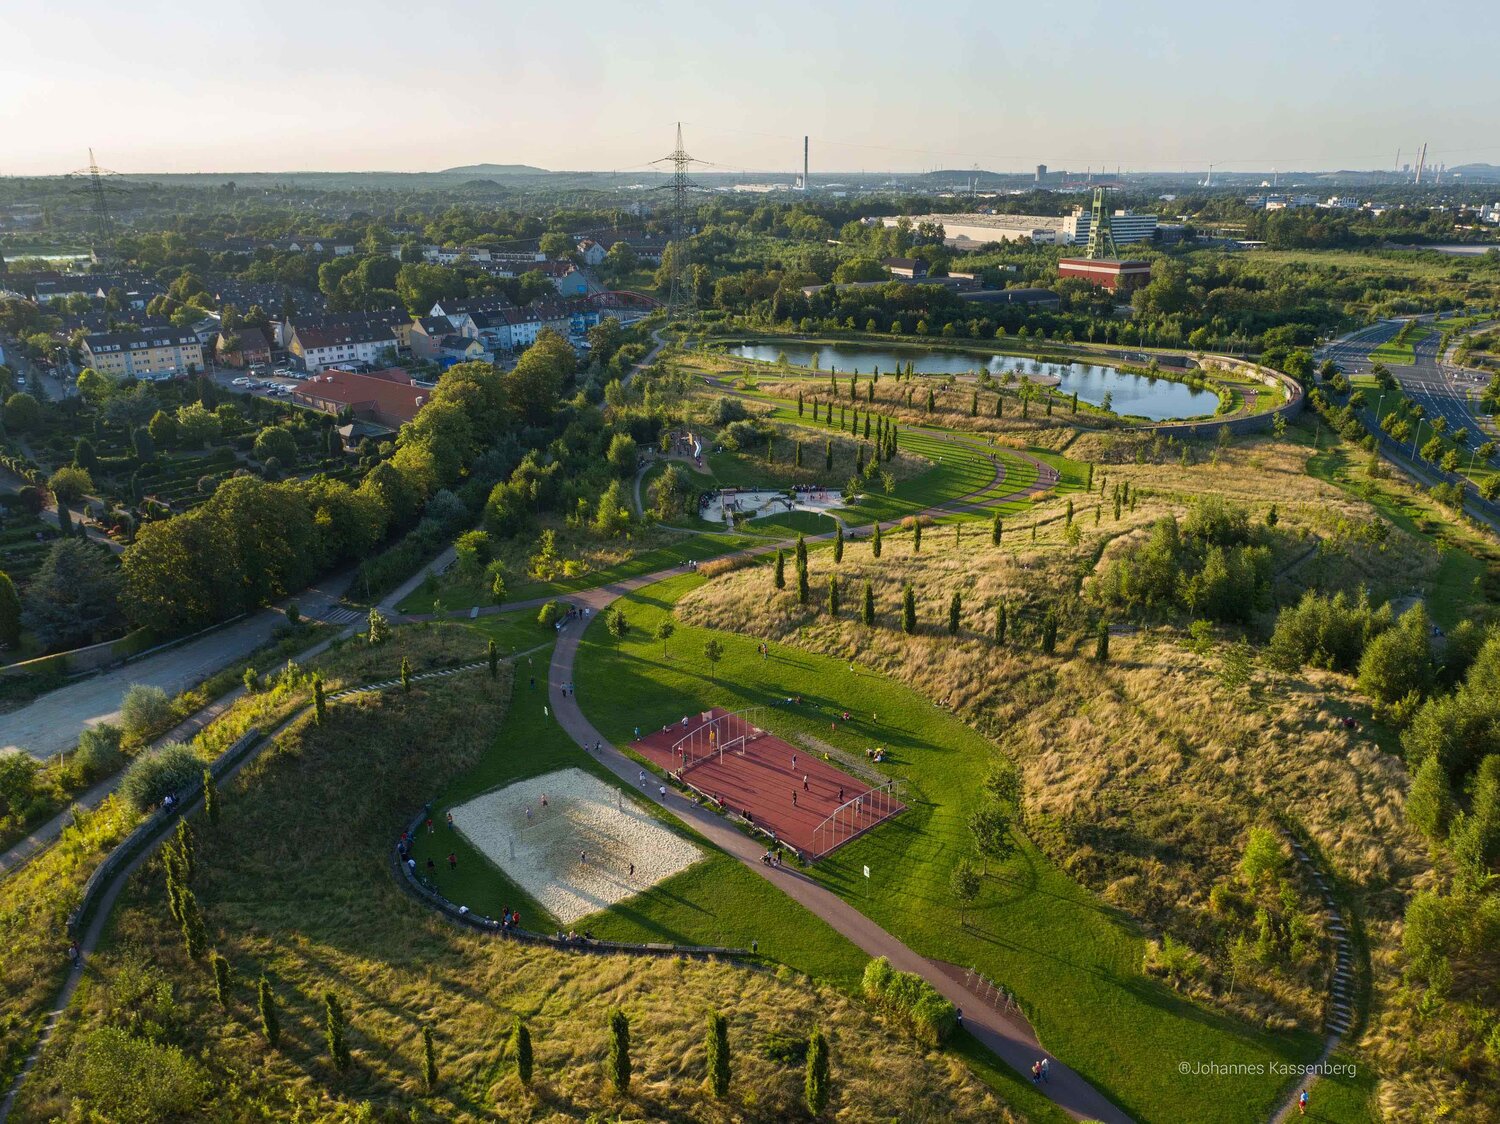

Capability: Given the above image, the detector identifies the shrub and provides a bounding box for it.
[61,1026,209,1119]
[537,600,563,628]
[119,683,175,743]
[75,723,125,779]
[119,742,202,811]
[860,956,957,1047]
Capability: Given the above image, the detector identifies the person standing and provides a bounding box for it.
[792,791,798,807]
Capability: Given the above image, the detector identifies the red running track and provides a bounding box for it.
[631,708,903,857]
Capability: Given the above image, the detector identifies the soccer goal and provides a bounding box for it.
[810,780,904,858]
[670,706,767,772]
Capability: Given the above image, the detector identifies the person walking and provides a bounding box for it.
[1030,1061,1041,1085]
[1298,1089,1308,1115]
[803,775,810,791]
[791,752,798,770]
[579,851,587,865]
[447,852,458,870]
[838,786,845,802]
[1040,1058,1049,1084]
[638,769,646,787]
[792,790,798,807]
[445,811,454,829]
[628,862,635,878]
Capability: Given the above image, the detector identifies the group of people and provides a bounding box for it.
[497,906,521,931]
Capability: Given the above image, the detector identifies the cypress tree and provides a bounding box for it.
[863,412,871,439]
[211,952,230,1008]
[1071,390,1079,414]
[825,439,833,471]
[488,638,499,678]
[861,580,874,626]
[902,585,916,634]
[797,390,804,416]
[795,534,807,573]
[774,550,786,589]
[1095,620,1110,662]
[513,1018,534,1086]
[1042,610,1057,656]
[179,886,207,958]
[175,819,196,881]
[970,390,979,416]
[866,380,874,403]
[325,991,351,1072]
[1086,462,1094,489]
[948,591,962,635]
[423,1024,437,1091]
[994,393,1003,418]
[706,1011,730,1098]
[995,602,1007,645]
[834,523,843,563]
[856,444,865,475]
[313,673,327,725]
[912,520,921,553]
[805,1027,830,1116]
[848,373,857,401]
[401,655,411,692]
[991,512,1002,545]
[608,1008,631,1091]
[259,975,280,1048]
[825,400,833,424]
[798,566,810,606]
[926,388,935,413]
[766,435,774,463]
[839,404,846,427]
[0,571,20,647]
[850,407,857,436]
[1065,498,1073,528]
[795,440,803,468]
[827,574,839,617]
[872,522,882,558]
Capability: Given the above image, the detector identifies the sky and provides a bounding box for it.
[3,0,1497,176]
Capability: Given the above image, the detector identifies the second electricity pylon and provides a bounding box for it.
[653,123,697,321]
[1085,187,1118,260]
[71,149,122,263]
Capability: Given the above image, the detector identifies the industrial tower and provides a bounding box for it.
[1085,188,1118,260]
[653,123,698,321]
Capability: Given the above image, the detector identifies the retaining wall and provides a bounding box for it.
[1143,356,1304,439]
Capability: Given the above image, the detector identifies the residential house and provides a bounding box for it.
[216,324,273,368]
[82,327,204,378]
[291,367,429,430]
[882,257,929,280]
[576,238,606,266]
[289,313,407,371]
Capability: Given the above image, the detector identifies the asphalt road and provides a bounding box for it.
[1318,319,1497,467]
[0,571,353,761]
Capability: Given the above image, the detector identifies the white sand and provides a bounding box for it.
[701,488,843,525]
[451,767,702,925]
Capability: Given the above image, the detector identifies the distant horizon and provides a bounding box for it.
[6,0,1498,178]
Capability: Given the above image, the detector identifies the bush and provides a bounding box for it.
[537,601,563,628]
[119,742,202,812]
[61,1026,209,1120]
[119,684,175,743]
[860,956,957,1047]
[75,723,125,779]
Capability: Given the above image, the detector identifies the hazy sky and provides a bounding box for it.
[4,0,1496,176]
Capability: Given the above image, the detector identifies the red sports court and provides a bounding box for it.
[632,706,903,858]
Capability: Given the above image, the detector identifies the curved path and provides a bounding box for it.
[540,570,1126,1123]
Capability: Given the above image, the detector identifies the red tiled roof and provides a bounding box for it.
[291,369,427,425]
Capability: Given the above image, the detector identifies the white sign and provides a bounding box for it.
[863,865,870,879]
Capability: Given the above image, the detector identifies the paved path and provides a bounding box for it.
[0,623,353,878]
[543,577,1127,1123]
[0,572,353,762]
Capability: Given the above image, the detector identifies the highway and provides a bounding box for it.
[1318,317,1497,467]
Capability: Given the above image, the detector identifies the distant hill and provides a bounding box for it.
[438,163,548,176]
[1450,164,1500,182]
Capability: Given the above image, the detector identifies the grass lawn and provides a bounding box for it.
[743,509,840,538]
[1368,326,1432,367]
[570,574,1321,1124]
[397,530,758,615]
[1293,1051,1379,1123]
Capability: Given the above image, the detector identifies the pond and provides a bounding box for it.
[726,341,1219,421]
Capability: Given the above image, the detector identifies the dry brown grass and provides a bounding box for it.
[678,436,1436,1037]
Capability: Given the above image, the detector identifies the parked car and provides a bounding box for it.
[232,376,251,386]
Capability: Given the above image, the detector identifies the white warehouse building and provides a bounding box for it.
[1060,208,1158,246]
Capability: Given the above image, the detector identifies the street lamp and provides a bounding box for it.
[1411,417,1427,460]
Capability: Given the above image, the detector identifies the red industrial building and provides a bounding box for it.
[1056,257,1152,292]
